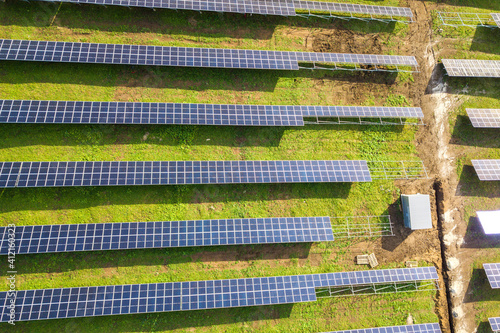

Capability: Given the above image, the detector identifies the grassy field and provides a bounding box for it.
[0,0,442,332]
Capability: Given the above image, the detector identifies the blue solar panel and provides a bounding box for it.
[31,0,298,16]
[484,263,500,289]
[0,160,372,188]
[0,100,424,126]
[0,39,418,71]
[0,217,334,255]
[0,268,439,322]
[27,0,413,20]
[490,317,500,332]
[322,323,441,333]
[0,100,305,126]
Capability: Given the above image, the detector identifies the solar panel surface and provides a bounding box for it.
[0,100,305,126]
[0,160,372,188]
[492,13,500,28]
[30,0,298,15]
[293,1,413,18]
[442,59,500,77]
[28,0,413,19]
[466,108,500,128]
[0,39,418,70]
[471,159,500,181]
[0,217,334,255]
[476,210,500,235]
[0,100,424,125]
[0,267,438,322]
[484,263,500,289]
[490,317,500,332]
[321,323,442,333]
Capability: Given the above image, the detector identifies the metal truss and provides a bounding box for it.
[368,160,429,180]
[303,116,424,126]
[295,11,413,24]
[316,280,439,298]
[330,215,394,238]
[436,12,498,28]
[299,63,417,73]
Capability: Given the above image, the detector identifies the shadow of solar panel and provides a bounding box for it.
[30,0,297,16]
[0,217,334,254]
[442,59,500,77]
[293,1,413,18]
[490,317,500,332]
[321,323,442,333]
[0,160,372,188]
[0,267,438,322]
[0,39,417,71]
[0,100,305,126]
[484,263,500,289]
[466,108,500,128]
[471,159,500,181]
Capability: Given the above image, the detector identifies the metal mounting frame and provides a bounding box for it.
[316,279,439,298]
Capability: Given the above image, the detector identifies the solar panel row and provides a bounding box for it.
[322,323,442,333]
[490,317,500,332]
[471,159,500,181]
[466,108,500,128]
[0,267,438,322]
[0,160,372,188]
[28,0,413,19]
[0,217,334,255]
[442,59,500,78]
[483,263,500,289]
[0,100,424,126]
[0,39,418,70]
[293,1,413,18]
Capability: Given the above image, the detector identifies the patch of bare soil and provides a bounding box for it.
[312,29,384,55]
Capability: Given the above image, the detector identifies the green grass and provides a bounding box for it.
[0,0,442,332]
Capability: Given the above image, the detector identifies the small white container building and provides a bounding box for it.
[401,194,432,230]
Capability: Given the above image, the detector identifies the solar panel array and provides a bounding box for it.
[484,263,500,289]
[0,267,438,322]
[0,39,418,71]
[442,59,500,77]
[0,217,334,255]
[32,0,298,16]
[477,210,500,235]
[471,159,500,181]
[0,100,305,126]
[0,100,424,126]
[322,323,442,333]
[466,108,500,128]
[490,317,500,332]
[0,160,372,188]
[293,1,413,18]
[28,0,413,20]
[492,13,500,28]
